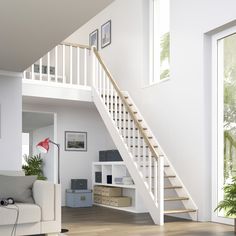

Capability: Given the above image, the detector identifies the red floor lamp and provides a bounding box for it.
[37,138,61,184]
[36,138,69,234]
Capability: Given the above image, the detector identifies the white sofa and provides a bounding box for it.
[0,171,61,236]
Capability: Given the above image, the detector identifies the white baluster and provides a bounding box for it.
[84,49,87,86]
[47,52,50,81]
[142,141,147,178]
[55,47,58,83]
[62,44,66,84]
[23,71,26,79]
[132,121,136,158]
[127,114,131,149]
[70,46,73,84]
[39,58,42,81]
[77,47,80,86]
[157,155,164,225]
[148,149,152,191]
[123,107,126,141]
[102,70,105,101]
[31,64,35,80]
[114,90,118,126]
[106,76,109,111]
[110,85,114,119]
[119,97,122,132]
[154,159,158,203]
[137,132,141,167]
[99,64,102,94]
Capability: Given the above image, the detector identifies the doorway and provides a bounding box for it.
[22,111,57,183]
[212,26,236,224]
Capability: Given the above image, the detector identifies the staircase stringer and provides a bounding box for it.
[123,91,198,221]
[92,88,162,225]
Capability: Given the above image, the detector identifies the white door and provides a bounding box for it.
[212,27,236,225]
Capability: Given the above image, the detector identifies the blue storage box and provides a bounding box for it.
[66,189,92,208]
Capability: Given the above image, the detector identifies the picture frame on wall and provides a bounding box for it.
[89,29,98,49]
[101,20,111,48]
[65,131,87,152]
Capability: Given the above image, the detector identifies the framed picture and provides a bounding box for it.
[65,131,87,152]
[101,20,111,48]
[89,29,98,49]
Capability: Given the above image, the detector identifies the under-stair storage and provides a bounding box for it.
[92,162,147,213]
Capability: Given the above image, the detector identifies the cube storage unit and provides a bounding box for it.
[92,161,147,213]
[66,189,92,208]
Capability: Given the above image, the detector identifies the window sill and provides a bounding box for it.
[143,77,170,89]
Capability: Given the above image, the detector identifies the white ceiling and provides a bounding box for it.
[23,111,54,133]
[0,0,114,72]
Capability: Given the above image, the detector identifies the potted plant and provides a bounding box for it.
[215,176,236,233]
[22,154,47,180]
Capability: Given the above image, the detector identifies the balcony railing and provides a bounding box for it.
[23,42,92,88]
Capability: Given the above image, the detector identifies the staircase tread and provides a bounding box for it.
[130,145,158,148]
[164,186,183,189]
[121,127,147,130]
[146,175,176,178]
[110,110,137,114]
[164,197,189,201]
[164,209,197,214]
[124,136,152,139]
[140,165,170,167]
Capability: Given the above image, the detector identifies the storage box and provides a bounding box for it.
[99,151,107,162]
[66,189,92,208]
[106,150,123,161]
[109,197,132,207]
[93,194,102,204]
[71,179,87,190]
[107,175,112,184]
[99,150,123,162]
[101,196,111,205]
[94,185,103,195]
[101,187,122,197]
[95,172,102,183]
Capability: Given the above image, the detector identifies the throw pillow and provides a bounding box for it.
[0,175,37,203]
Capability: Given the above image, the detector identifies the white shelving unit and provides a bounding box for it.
[92,161,147,213]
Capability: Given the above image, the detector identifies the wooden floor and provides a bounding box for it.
[62,206,234,236]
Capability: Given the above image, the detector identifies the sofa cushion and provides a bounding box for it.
[0,175,37,203]
[0,203,41,226]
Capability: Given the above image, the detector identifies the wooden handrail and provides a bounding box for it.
[92,47,160,161]
[61,41,91,50]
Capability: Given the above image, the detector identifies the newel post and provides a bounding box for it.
[91,46,96,88]
[157,155,164,225]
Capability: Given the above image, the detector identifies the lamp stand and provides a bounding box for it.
[48,140,69,234]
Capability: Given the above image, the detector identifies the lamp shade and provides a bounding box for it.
[37,138,50,153]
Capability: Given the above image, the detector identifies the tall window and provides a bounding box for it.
[149,0,170,84]
[212,26,236,225]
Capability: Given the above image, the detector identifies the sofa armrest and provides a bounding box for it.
[33,180,61,222]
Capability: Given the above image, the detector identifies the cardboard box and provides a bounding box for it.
[109,197,132,207]
[101,187,122,197]
[93,194,102,204]
[101,196,111,205]
[93,185,103,195]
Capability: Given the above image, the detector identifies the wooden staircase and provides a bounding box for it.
[91,46,198,225]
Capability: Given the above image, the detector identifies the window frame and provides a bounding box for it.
[148,0,170,86]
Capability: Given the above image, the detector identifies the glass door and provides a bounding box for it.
[212,28,236,224]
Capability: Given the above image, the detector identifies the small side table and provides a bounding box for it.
[66,189,92,208]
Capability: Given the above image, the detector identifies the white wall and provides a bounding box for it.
[0,71,22,170]
[23,102,115,205]
[31,125,55,182]
[65,0,236,221]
